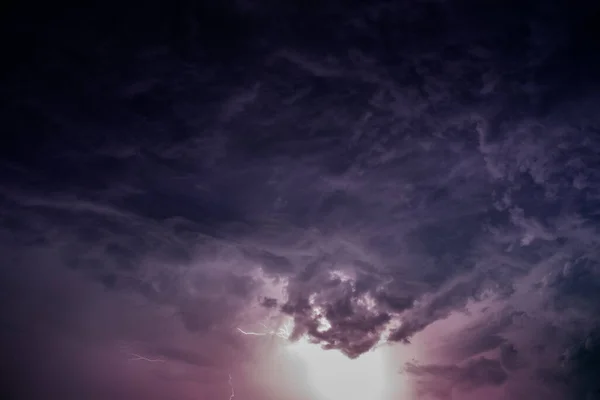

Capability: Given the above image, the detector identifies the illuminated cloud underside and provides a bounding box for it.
[238,317,392,400]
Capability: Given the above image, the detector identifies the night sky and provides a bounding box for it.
[2,1,600,399]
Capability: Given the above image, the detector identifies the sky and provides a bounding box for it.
[2,0,600,399]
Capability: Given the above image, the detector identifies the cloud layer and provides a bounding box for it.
[2,0,600,399]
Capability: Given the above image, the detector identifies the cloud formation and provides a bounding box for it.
[2,0,600,399]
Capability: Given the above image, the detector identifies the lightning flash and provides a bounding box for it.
[228,373,235,400]
[118,343,165,363]
[231,321,293,400]
[127,353,165,362]
[236,321,292,340]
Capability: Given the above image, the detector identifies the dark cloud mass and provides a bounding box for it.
[405,356,508,397]
[2,0,600,399]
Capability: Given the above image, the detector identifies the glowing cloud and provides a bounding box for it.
[238,319,390,400]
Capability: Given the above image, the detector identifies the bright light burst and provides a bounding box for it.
[237,319,389,400]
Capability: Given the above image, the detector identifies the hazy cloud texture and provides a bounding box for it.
[2,0,600,399]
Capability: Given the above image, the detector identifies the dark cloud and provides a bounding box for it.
[558,329,600,399]
[500,343,521,371]
[528,329,600,400]
[440,309,526,360]
[259,296,279,308]
[405,357,508,398]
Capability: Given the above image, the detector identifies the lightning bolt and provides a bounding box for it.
[128,353,165,362]
[227,321,293,400]
[236,321,292,340]
[122,343,234,399]
[118,343,164,363]
[228,373,235,400]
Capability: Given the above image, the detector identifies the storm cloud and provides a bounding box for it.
[2,0,600,399]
